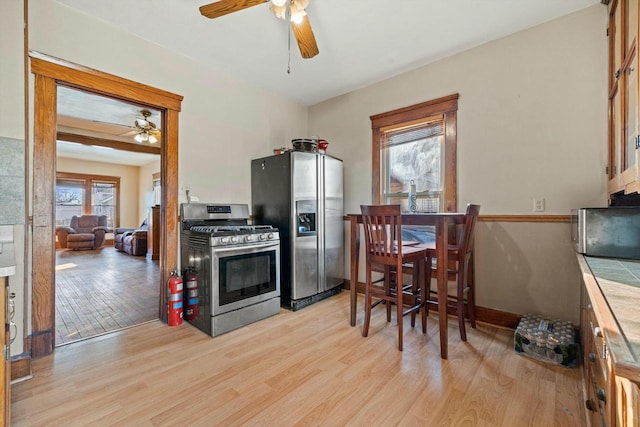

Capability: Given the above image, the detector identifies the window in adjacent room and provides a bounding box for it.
[55,172,120,228]
[92,181,117,227]
[152,172,161,206]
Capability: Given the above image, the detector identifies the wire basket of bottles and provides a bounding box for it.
[514,313,577,368]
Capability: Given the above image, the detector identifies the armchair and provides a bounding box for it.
[114,220,148,256]
[56,215,109,250]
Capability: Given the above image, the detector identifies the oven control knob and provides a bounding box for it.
[267,233,274,240]
[259,234,266,241]
[230,236,238,244]
[220,237,229,244]
[245,235,253,242]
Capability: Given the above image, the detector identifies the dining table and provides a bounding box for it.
[347,212,466,359]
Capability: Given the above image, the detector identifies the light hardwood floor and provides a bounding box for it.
[11,291,586,426]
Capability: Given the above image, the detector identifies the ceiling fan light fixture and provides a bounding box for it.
[135,118,149,128]
[133,109,160,144]
[290,2,306,24]
[199,0,318,59]
[269,3,286,19]
[290,10,306,24]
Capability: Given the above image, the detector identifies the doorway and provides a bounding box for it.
[30,51,183,357]
[54,88,163,345]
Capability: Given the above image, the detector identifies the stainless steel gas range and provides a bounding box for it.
[180,203,280,336]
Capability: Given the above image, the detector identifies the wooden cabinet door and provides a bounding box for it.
[607,0,640,194]
[610,0,623,181]
[623,0,638,173]
[581,287,601,424]
[624,50,637,171]
[615,377,640,426]
[1,277,10,425]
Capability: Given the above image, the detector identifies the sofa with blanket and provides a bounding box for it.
[114,220,148,256]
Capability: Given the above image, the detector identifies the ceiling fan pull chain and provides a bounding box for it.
[287,39,292,73]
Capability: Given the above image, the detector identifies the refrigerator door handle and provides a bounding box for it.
[317,155,325,292]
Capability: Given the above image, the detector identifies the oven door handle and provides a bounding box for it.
[213,242,280,254]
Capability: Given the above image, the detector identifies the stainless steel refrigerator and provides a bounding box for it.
[251,151,344,310]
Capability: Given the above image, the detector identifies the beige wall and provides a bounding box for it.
[309,5,608,324]
[0,0,24,139]
[56,157,141,229]
[474,222,580,321]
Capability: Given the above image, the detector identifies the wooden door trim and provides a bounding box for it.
[370,94,459,211]
[57,131,162,155]
[30,51,183,111]
[30,51,182,358]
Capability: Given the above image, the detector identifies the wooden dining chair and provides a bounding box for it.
[423,204,481,341]
[360,204,428,351]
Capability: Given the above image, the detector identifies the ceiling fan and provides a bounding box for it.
[89,109,161,144]
[199,0,319,59]
[133,109,161,144]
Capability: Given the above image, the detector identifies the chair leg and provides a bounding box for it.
[421,259,428,334]
[410,262,418,328]
[384,266,392,323]
[468,255,477,329]
[397,265,404,351]
[362,264,372,338]
[457,273,467,342]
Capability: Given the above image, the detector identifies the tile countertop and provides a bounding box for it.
[0,225,16,277]
[582,255,640,381]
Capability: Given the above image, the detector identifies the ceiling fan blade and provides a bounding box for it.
[91,119,133,129]
[119,129,139,137]
[199,0,269,19]
[291,15,319,59]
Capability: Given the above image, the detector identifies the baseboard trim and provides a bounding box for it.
[342,280,521,329]
[30,329,54,358]
[10,355,32,382]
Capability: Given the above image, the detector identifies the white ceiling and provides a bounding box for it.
[54,0,600,165]
[57,86,162,138]
[57,0,600,106]
[56,86,162,166]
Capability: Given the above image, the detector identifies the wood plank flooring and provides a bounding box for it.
[55,248,160,345]
[12,291,586,426]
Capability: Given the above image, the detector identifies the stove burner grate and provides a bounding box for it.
[189,225,276,234]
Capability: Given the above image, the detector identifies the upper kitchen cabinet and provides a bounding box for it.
[608,0,640,196]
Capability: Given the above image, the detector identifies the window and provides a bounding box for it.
[371,94,458,213]
[92,181,117,226]
[381,118,444,212]
[152,172,161,206]
[55,180,84,227]
[55,172,120,228]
